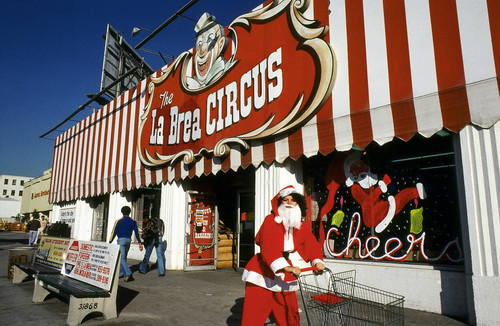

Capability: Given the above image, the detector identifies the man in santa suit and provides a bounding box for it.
[241,186,325,326]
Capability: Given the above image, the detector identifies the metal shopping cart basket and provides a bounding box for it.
[297,268,405,326]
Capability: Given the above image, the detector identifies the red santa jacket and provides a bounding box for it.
[242,214,324,292]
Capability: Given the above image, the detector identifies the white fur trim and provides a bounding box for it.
[417,183,426,199]
[378,180,387,193]
[270,257,290,274]
[345,178,354,187]
[242,270,298,292]
[312,259,324,267]
[375,196,396,233]
[274,215,283,224]
[279,187,298,198]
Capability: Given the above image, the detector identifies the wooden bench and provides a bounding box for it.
[12,236,70,284]
[32,240,120,326]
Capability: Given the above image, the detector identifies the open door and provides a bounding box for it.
[184,191,218,271]
[237,191,255,268]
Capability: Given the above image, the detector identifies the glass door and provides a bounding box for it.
[184,191,218,271]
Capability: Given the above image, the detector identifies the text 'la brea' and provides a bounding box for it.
[148,47,283,146]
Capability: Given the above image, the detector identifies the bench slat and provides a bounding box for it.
[13,262,60,275]
[36,274,110,298]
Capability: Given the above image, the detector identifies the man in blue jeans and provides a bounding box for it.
[109,206,143,282]
[139,216,166,276]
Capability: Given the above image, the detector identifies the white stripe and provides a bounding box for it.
[84,113,97,197]
[329,0,350,119]
[330,0,353,150]
[456,0,496,84]
[195,156,204,178]
[456,0,500,127]
[302,120,320,158]
[275,136,289,163]
[110,96,122,192]
[334,115,354,152]
[97,104,109,195]
[103,102,113,194]
[79,117,90,198]
[466,79,500,128]
[69,125,79,200]
[126,88,137,190]
[371,105,394,146]
[51,135,63,203]
[405,0,443,135]
[90,111,99,197]
[74,122,83,199]
[136,82,147,188]
[229,147,241,172]
[251,141,264,167]
[118,90,129,191]
[364,0,390,109]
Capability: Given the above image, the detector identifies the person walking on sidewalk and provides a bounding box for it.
[27,217,41,246]
[109,206,143,282]
[139,216,166,276]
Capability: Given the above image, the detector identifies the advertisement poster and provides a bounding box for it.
[35,236,71,269]
[63,240,119,291]
[189,200,215,266]
[60,207,76,237]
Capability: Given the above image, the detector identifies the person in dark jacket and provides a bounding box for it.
[139,216,166,276]
[27,217,41,246]
[109,206,143,282]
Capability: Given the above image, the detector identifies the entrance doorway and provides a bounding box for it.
[187,168,255,269]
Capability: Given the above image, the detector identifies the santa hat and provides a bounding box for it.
[271,185,299,216]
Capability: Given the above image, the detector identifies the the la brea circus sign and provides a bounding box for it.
[138,0,335,167]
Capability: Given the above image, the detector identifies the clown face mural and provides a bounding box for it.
[187,13,229,90]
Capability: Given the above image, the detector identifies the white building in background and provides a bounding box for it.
[21,169,53,220]
[0,174,33,200]
[0,197,22,220]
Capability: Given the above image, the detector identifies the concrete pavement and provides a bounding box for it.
[0,231,469,325]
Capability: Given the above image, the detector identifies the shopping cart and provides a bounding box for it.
[296,268,405,326]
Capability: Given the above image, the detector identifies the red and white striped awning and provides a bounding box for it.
[50,0,500,203]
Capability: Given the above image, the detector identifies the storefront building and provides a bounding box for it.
[47,1,499,324]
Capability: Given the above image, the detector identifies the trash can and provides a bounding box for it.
[7,247,36,279]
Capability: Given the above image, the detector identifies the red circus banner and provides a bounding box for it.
[138,0,334,167]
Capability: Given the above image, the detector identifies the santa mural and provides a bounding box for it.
[319,152,427,245]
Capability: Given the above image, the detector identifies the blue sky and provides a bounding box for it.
[0,0,264,178]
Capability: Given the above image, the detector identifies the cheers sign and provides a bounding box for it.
[138,0,335,166]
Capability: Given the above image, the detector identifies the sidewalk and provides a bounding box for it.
[0,232,469,325]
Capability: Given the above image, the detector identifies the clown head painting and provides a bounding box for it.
[186,13,229,90]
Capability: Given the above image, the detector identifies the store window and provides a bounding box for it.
[89,195,109,242]
[304,132,463,265]
[127,186,161,242]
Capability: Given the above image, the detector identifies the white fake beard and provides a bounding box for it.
[278,204,302,230]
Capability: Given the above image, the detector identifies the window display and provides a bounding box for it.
[304,132,463,265]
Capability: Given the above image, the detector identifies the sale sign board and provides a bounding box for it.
[138,0,335,167]
[63,240,119,291]
[35,236,71,269]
